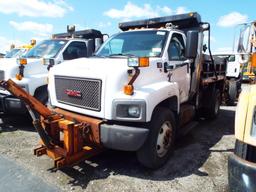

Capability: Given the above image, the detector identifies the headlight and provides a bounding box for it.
[128,105,140,117]
[128,58,139,67]
[113,100,146,122]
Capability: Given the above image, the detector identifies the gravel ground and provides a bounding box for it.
[0,105,235,192]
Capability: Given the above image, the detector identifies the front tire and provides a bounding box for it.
[137,107,176,169]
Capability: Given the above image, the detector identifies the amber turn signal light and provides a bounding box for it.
[123,84,134,95]
[16,73,23,81]
[139,57,149,67]
[19,58,27,65]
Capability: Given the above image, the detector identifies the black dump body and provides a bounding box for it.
[202,55,227,79]
[119,12,201,33]
[52,29,103,39]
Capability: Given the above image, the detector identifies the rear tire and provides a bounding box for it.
[204,89,221,119]
[136,107,176,169]
[226,80,237,106]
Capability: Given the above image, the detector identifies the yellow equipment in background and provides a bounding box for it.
[239,21,256,82]
[5,39,36,58]
[14,39,36,50]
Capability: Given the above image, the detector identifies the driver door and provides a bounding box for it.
[167,32,190,103]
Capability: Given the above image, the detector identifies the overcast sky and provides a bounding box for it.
[0,0,255,53]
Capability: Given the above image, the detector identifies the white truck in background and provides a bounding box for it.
[4,39,36,59]
[0,27,105,115]
[44,13,227,168]
[213,52,242,105]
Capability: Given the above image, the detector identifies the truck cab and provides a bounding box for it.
[0,28,104,115]
[45,13,226,168]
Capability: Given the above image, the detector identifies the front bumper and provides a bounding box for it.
[53,108,149,152]
[228,154,256,192]
[0,94,27,114]
[100,124,149,151]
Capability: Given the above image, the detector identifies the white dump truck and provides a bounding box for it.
[4,39,36,59]
[37,12,227,168]
[0,13,228,169]
[0,27,104,115]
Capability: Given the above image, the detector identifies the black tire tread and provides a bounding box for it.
[137,107,176,169]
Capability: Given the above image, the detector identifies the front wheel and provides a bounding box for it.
[137,107,176,169]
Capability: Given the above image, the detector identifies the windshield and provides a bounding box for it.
[5,48,27,58]
[96,30,168,57]
[25,40,68,58]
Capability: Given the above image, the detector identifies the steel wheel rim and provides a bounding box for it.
[156,121,172,158]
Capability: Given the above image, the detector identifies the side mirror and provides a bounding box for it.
[185,30,199,59]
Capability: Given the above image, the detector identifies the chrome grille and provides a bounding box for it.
[54,76,102,111]
[0,70,4,80]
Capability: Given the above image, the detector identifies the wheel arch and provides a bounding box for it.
[148,96,179,122]
[33,84,48,104]
[33,84,48,97]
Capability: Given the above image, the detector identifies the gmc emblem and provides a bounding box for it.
[65,89,82,98]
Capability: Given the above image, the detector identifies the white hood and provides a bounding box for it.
[0,58,19,80]
[49,57,162,119]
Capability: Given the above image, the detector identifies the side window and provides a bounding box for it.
[63,42,87,60]
[168,33,185,61]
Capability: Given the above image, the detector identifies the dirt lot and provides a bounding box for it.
[0,105,235,192]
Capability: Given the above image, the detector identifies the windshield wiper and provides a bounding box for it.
[92,54,106,58]
[108,53,136,57]
[26,55,41,58]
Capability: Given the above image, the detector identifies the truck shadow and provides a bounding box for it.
[57,107,235,190]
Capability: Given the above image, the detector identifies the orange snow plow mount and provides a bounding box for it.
[0,79,103,168]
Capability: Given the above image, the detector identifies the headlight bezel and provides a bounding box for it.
[112,100,146,122]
